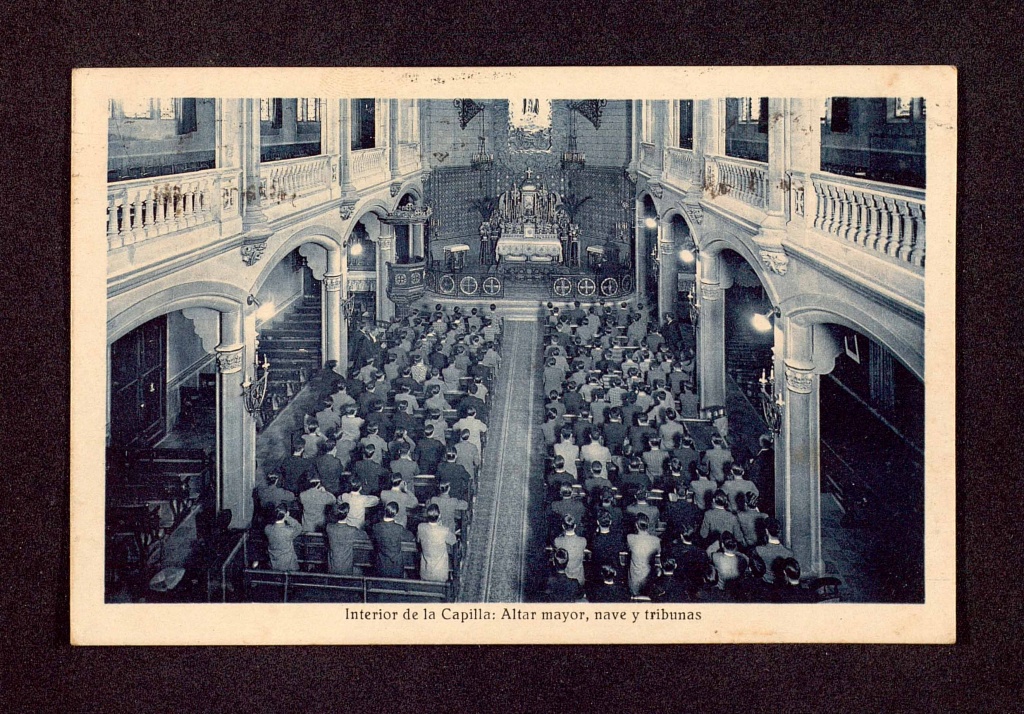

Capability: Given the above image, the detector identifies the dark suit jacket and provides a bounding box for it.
[353,459,387,496]
[436,462,471,501]
[325,521,371,575]
[371,520,415,578]
[313,454,345,495]
[415,438,445,475]
[278,455,312,495]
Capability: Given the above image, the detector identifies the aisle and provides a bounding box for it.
[459,318,543,602]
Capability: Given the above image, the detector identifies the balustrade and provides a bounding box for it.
[350,147,389,184]
[107,168,236,249]
[259,155,332,203]
[397,142,421,173]
[639,142,660,171]
[705,155,769,210]
[810,173,925,269]
[665,146,699,186]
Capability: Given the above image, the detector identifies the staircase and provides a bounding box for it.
[257,296,323,420]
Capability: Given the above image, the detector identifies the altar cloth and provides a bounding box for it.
[495,236,563,261]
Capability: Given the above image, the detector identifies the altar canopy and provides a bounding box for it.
[490,168,568,263]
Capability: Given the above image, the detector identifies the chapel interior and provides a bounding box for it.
[103,96,926,604]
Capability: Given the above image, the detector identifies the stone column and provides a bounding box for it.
[388,99,400,180]
[323,245,344,374]
[338,99,357,198]
[697,252,726,410]
[410,222,426,260]
[776,319,825,577]
[656,217,678,322]
[785,97,822,230]
[626,100,641,177]
[764,97,787,223]
[634,199,648,306]
[215,307,255,529]
[240,99,268,231]
[371,223,397,323]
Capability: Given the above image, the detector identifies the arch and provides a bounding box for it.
[349,199,393,228]
[698,230,783,307]
[781,292,924,380]
[108,280,247,344]
[394,182,424,206]
[661,208,698,247]
[249,223,344,296]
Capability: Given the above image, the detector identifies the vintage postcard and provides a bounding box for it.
[71,66,956,644]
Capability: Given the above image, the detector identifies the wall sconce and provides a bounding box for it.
[751,306,781,333]
[241,340,271,420]
[686,286,699,328]
[758,365,784,434]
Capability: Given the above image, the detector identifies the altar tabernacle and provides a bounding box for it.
[486,168,578,266]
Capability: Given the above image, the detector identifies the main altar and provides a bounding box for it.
[483,168,578,266]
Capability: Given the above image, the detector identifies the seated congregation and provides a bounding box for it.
[535,301,832,604]
[246,304,503,601]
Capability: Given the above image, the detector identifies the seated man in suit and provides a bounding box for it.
[265,505,302,572]
[325,502,371,576]
[278,439,312,496]
[352,443,388,497]
[542,548,584,603]
[417,503,457,583]
[299,476,338,533]
[371,501,416,578]
[415,424,446,475]
[588,565,630,603]
[453,428,481,479]
[256,473,296,511]
[380,474,420,529]
[389,442,420,484]
[646,558,690,603]
[436,448,472,502]
[339,477,380,530]
[428,479,469,534]
[701,435,733,486]
[553,514,588,587]
[312,439,345,495]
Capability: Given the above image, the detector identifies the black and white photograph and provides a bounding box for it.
[70,67,956,644]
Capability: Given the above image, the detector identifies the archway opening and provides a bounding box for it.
[639,194,658,312]
[667,213,696,326]
[253,247,322,427]
[346,218,378,322]
[719,249,774,401]
[818,324,924,602]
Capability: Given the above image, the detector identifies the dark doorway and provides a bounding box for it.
[110,315,167,447]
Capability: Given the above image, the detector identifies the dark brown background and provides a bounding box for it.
[1,0,1018,709]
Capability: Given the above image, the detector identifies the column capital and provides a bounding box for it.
[323,273,343,292]
[215,345,245,374]
[700,282,723,301]
[784,366,815,394]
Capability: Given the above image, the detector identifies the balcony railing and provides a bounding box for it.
[705,155,769,210]
[107,168,241,250]
[397,142,421,173]
[665,146,700,187]
[259,155,332,203]
[351,147,389,185]
[810,172,925,269]
[639,142,661,171]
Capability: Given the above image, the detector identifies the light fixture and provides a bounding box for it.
[679,248,696,264]
[241,341,271,422]
[686,287,699,328]
[643,216,658,230]
[349,241,364,256]
[248,294,275,322]
[471,104,494,171]
[758,365,785,434]
[751,307,780,333]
